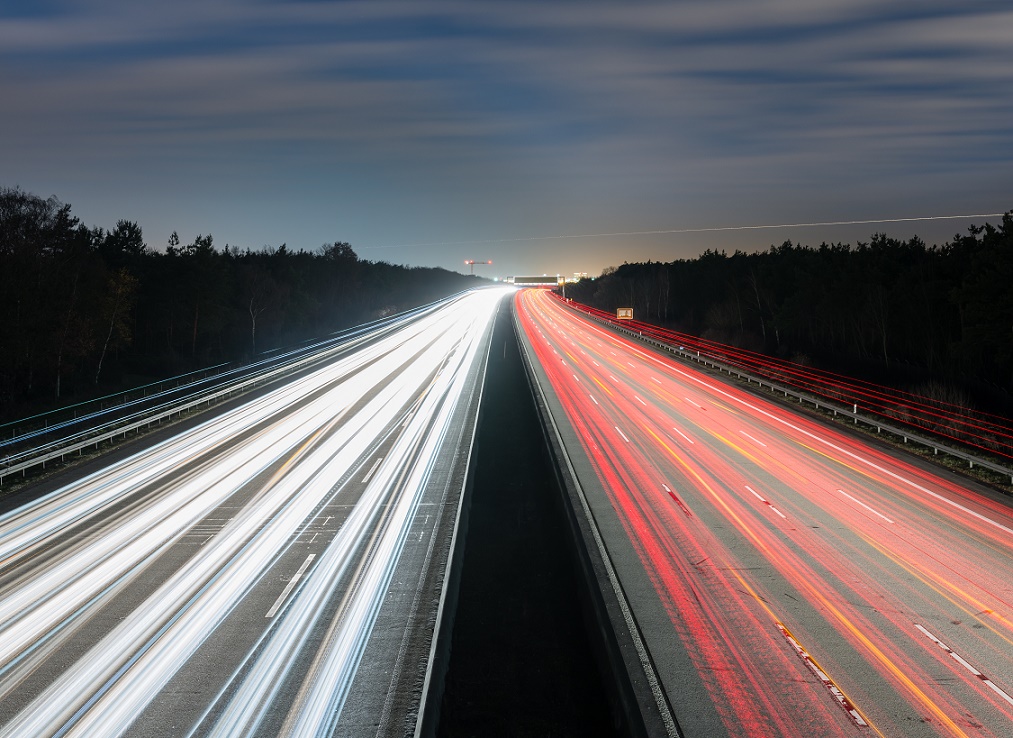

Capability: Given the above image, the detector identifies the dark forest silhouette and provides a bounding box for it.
[564,211,1013,407]
[0,186,479,418]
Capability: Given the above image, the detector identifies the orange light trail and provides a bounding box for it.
[517,287,1013,737]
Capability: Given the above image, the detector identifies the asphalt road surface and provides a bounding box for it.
[0,287,509,738]
[516,288,1013,738]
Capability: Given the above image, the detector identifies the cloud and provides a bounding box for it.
[5,2,1010,157]
[1,1,1010,273]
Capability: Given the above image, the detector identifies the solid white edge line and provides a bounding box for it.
[414,293,500,737]
[518,310,681,738]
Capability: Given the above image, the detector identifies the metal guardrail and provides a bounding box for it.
[570,306,1013,486]
[0,337,356,486]
[0,364,232,443]
[1,289,486,488]
[0,289,490,489]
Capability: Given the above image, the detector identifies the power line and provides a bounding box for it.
[362,212,1006,250]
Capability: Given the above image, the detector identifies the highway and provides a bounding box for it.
[516,288,1013,737]
[0,287,509,738]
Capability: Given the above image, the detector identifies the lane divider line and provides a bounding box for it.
[777,622,870,727]
[662,484,692,517]
[837,489,894,524]
[615,426,631,443]
[915,624,1013,709]
[739,430,767,448]
[745,485,787,519]
[266,554,316,618]
[361,457,384,484]
[671,427,695,445]
[648,345,1013,539]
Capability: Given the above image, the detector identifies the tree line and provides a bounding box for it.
[564,211,1013,404]
[0,186,479,419]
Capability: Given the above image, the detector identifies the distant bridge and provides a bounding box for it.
[507,275,563,286]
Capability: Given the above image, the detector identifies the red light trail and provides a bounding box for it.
[556,293,1013,462]
[517,288,1013,737]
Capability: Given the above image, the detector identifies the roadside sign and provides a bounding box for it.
[617,308,634,320]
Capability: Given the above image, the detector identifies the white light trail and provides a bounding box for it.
[0,287,510,738]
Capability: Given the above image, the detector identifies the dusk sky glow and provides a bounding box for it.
[4,0,1011,277]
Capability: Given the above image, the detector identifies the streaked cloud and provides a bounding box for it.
[1,1,1010,274]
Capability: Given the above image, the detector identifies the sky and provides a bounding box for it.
[2,0,1012,278]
